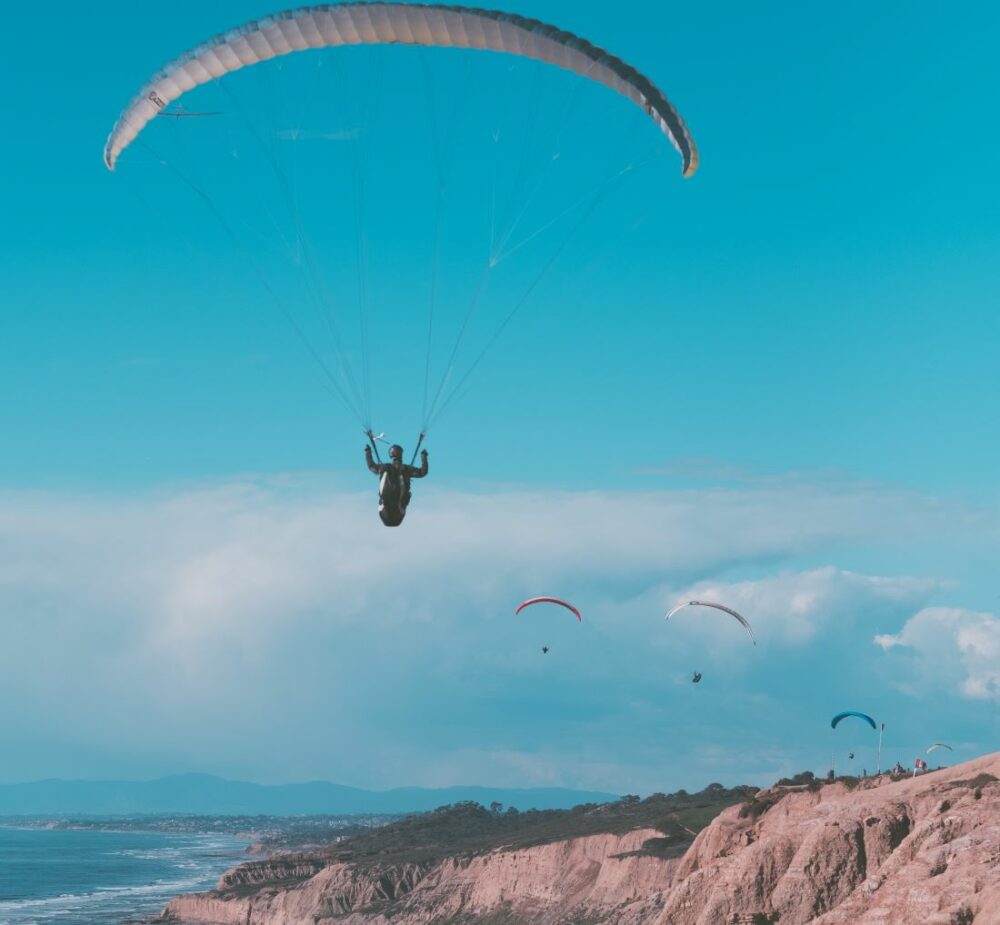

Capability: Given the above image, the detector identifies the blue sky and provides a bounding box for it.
[0,1,999,793]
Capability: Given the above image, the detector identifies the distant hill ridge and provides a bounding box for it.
[0,772,618,816]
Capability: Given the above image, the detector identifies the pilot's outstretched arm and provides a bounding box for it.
[407,450,429,479]
[365,446,386,476]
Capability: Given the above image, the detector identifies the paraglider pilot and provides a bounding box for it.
[365,442,428,527]
[692,672,702,684]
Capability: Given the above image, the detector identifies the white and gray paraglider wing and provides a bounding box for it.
[103,2,698,176]
[664,600,756,645]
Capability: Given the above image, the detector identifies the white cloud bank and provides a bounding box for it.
[0,473,966,657]
[0,472,993,787]
[874,607,1000,701]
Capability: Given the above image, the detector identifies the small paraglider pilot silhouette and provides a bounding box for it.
[365,441,428,527]
[692,671,702,684]
[542,646,550,655]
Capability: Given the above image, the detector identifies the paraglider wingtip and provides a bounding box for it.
[682,146,700,178]
[102,135,118,172]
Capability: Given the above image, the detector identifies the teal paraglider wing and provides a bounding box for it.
[830,711,877,731]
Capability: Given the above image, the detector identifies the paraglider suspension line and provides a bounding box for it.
[135,138,366,427]
[367,430,384,464]
[409,432,425,466]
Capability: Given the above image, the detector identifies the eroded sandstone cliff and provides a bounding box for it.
[161,753,1000,925]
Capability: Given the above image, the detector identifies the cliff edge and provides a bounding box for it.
[161,754,1000,924]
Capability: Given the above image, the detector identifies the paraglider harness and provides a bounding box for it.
[367,431,426,528]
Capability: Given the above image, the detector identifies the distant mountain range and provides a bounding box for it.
[0,773,618,817]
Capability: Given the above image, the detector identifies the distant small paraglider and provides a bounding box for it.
[665,600,756,644]
[542,646,550,655]
[830,711,877,731]
[692,671,702,684]
[926,743,953,755]
[516,598,582,622]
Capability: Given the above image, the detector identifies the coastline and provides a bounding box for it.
[0,826,249,925]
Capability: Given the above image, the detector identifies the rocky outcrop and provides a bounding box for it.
[169,861,435,925]
[162,754,1000,924]
[218,856,327,889]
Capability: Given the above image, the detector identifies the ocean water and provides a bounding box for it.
[0,827,248,925]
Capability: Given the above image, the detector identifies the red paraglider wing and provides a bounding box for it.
[515,597,582,622]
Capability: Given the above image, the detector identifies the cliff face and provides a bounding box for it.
[166,828,667,925]
[163,753,1000,925]
[644,753,1000,925]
